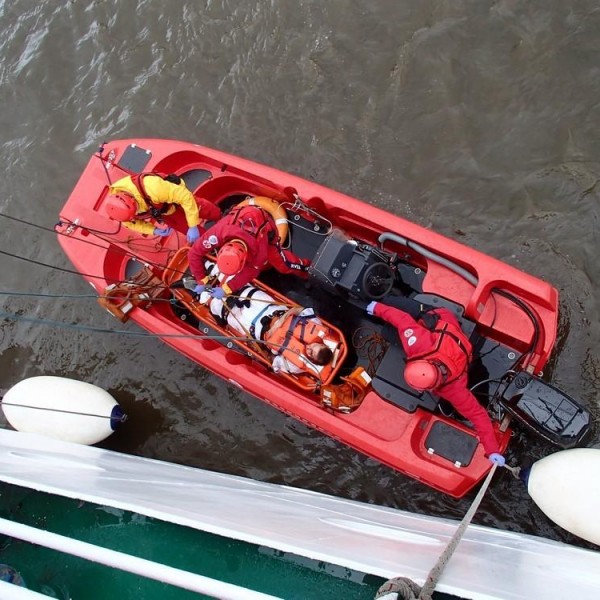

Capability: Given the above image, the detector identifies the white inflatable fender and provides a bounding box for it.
[525,448,600,546]
[1,376,125,446]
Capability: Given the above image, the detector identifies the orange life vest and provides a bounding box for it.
[409,314,471,385]
[264,309,335,378]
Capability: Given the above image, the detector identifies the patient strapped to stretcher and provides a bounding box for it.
[162,247,357,401]
[209,286,340,378]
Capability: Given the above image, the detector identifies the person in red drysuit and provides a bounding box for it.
[366,299,505,465]
[188,203,309,299]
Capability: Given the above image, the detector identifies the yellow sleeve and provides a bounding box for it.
[144,176,200,227]
[121,220,156,235]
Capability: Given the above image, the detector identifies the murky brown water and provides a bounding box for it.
[1,1,599,550]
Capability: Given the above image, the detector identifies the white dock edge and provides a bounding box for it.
[0,429,598,600]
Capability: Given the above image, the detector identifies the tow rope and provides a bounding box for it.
[375,464,499,600]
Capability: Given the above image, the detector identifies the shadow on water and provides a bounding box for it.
[96,388,164,455]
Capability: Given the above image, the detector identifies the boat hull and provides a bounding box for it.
[57,138,564,497]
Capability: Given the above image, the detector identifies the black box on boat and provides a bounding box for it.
[309,229,394,300]
[499,373,591,448]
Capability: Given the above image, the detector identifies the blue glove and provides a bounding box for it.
[489,453,506,467]
[193,284,206,295]
[153,226,172,237]
[187,226,200,244]
[210,287,226,299]
[366,301,378,315]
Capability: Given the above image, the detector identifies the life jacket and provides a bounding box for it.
[129,172,182,219]
[225,204,277,242]
[408,310,472,385]
[264,309,338,379]
[320,367,372,413]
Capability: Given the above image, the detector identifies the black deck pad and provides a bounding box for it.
[412,293,466,319]
[424,421,479,467]
[372,343,439,412]
[182,169,212,192]
[117,144,152,173]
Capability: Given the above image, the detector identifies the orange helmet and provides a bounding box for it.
[104,193,137,221]
[216,240,248,275]
[404,360,443,391]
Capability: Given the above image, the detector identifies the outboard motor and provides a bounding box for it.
[498,372,591,448]
[308,229,396,300]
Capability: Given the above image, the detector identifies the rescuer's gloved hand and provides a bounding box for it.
[153,226,173,237]
[209,287,226,300]
[187,226,200,244]
[366,301,378,315]
[193,284,206,295]
[488,453,506,467]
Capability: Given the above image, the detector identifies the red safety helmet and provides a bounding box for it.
[104,193,137,222]
[404,360,443,391]
[216,240,248,275]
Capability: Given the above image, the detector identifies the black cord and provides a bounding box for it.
[0,211,189,284]
[0,309,295,353]
[0,289,179,304]
[0,248,115,283]
[0,401,125,421]
[96,142,115,186]
[491,287,541,370]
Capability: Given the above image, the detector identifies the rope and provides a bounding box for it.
[352,327,389,377]
[375,465,499,600]
[0,309,301,358]
[0,310,250,341]
[0,210,188,278]
[0,286,297,307]
[0,290,173,303]
[374,577,421,600]
[0,401,127,422]
[0,248,113,283]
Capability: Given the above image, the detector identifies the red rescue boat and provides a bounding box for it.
[57,139,590,497]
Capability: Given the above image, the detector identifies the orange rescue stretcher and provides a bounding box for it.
[161,247,348,393]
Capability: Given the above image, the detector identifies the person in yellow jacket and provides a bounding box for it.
[104,173,221,244]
